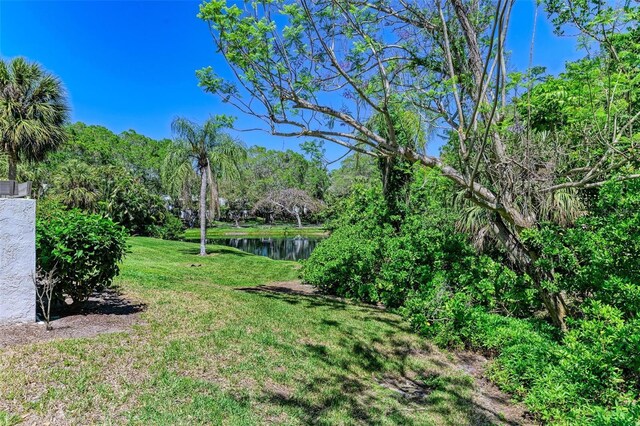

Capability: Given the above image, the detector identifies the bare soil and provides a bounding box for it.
[240,280,318,295]
[0,290,145,349]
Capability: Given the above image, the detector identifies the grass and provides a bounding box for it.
[0,237,502,425]
[184,224,329,238]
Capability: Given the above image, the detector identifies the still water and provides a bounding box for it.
[208,236,324,261]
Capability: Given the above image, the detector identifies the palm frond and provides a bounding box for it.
[539,188,586,226]
[0,57,69,168]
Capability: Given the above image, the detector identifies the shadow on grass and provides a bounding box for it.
[237,286,352,310]
[236,287,528,425]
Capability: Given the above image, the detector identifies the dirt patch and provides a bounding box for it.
[0,290,145,349]
[264,378,294,400]
[378,374,435,401]
[453,351,537,425]
[377,356,534,425]
[239,280,319,296]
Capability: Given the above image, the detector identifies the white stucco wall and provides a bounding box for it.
[0,198,36,325]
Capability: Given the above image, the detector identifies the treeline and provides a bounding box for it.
[0,122,334,235]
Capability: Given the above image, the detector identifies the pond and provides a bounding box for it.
[207,236,325,261]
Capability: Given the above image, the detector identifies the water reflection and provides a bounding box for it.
[207,237,324,261]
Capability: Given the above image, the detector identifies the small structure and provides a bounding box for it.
[0,180,32,198]
[0,181,36,325]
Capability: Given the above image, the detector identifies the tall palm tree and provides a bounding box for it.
[207,134,247,219]
[0,57,69,180]
[163,117,245,256]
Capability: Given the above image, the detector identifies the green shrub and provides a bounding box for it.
[305,168,640,424]
[36,207,128,307]
[406,298,640,424]
[101,174,168,236]
[304,183,391,302]
[149,213,184,240]
[304,223,386,302]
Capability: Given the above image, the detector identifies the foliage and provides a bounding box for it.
[50,159,100,210]
[410,302,640,425]
[304,222,389,303]
[305,168,482,308]
[63,123,172,178]
[21,120,328,232]
[305,165,640,424]
[326,153,378,204]
[520,179,640,318]
[0,57,69,180]
[253,188,324,227]
[36,204,128,307]
[198,0,640,331]
[18,123,177,236]
[101,171,169,236]
[151,213,185,241]
[219,145,330,210]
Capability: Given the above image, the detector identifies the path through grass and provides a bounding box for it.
[0,238,519,425]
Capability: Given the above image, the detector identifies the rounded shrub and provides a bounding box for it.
[149,213,185,241]
[36,206,128,307]
[303,223,386,302]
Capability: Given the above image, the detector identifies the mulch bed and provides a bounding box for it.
[0,290,145,349]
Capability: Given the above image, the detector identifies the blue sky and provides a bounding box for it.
[0,0,582,162]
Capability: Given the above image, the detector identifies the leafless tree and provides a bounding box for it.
[253,188,324,228]
[33,267,59,331]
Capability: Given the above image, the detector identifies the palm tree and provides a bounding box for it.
[163,117,245,256]
[0,57,69,180]
[52,159,100,211]
[207,134,247,220]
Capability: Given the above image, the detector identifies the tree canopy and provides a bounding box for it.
[197,0,640,330]
[0,57,69,180]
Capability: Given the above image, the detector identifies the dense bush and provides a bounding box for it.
[304,184,391,302]
[306,168,532,312]
[101,173,169,237]
[304,169,640,425]
[36,205,128,307]
[149,212,185,241]
[409,302,640,425]
[305,223,387,302]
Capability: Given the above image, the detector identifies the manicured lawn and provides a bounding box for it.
[0,238,505,425]
[184,224,329,239]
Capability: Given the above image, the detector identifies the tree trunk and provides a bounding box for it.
[7,152,18,181]
[199,166,208,256]
[490,215,568,331]
[295,211,302,228]
[538,286,568,332]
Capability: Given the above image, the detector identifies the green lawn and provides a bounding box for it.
[0,238,506,425]
[184,224,329,239]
